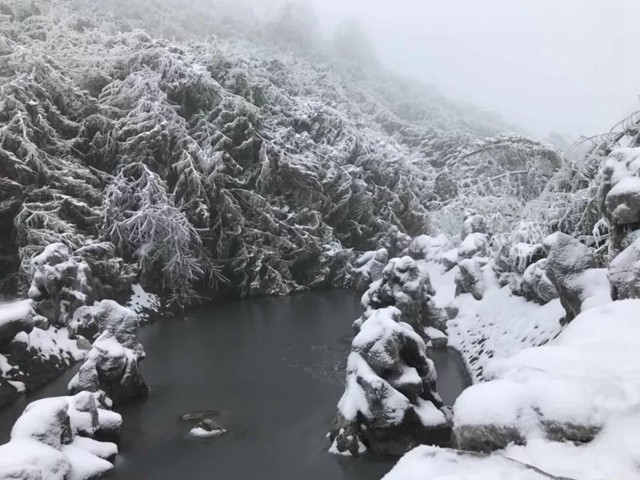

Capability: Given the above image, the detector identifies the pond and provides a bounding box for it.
[0,290,470,479]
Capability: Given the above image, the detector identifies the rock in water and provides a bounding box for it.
[68,304,147,405]
[69,332,148,405]
[329,307,450,456]
[358,256,441,333]
[189,419,227,438]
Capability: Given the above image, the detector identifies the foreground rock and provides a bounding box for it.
[451,300,640,454]
[0,392,122,479]
[329,307,449,456]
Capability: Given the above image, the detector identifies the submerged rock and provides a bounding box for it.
[189,418,227,438]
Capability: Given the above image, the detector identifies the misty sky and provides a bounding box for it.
[310,0,640,140]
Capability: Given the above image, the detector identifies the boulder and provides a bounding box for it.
[520,259,558,304]
[0,300,39,347]
[457,233,490,261]
[0,393,121,479]
[189,418,227,438]
[27,243,96,326]
[455,258,486,300]
[68,332,148,405]
[68,300,144,357]
[359,256,434,332]
[403,234,451,262]
[543,232,596,324]
[330,307,449,456]
[461,212,487,237]
[608,236,640,300]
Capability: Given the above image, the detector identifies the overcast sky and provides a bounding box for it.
[309,0,640,140]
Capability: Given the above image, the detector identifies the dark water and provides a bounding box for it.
[0,290,470,480]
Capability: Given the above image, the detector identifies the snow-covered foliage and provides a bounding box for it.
[0,0,559,310]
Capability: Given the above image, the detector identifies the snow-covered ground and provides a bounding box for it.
[384,263,640,479]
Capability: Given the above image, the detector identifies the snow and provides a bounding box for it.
[418,261,457,307]
[448,282,565,381]
[62,442,114,480]
[414,399,447,427]
[329,434,367,456]
[0,299,33,328]
[445,300,640,478]
[406,235,451,261]
[126,283,161,320]
[0,439,70,480]
[383,446,553,480]
[189,426,227,438]
[14,326,86,361]
[605,147,640,184]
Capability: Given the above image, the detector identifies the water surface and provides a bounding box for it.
[0,290,470,479]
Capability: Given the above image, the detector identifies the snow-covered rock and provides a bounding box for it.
[349,248,388,291]
[608,235,640,300]
[462,212,487,237]
[543,232,610,324]
[69,300,144,357]
[452,300,640,456]
[69,331,148,405]
[0,392,121,480]
[519,259,558,305]
[27,243,96,326]
[0,299,39,346]
[358,256,434,332]
[404,234,451,262]
[455,258,488,300]
[189,418,227,438]
[330,307,448,456]
[383,445,556,480]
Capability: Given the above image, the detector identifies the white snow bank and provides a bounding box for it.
[0,393,121,480]
[418,261,457,308]
[456,299,640,439]
[448,282,564,382]
[14,326,86,361]
[383,445,550,480]
[126,283,161,320]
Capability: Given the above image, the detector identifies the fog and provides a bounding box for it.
[308,0,640,139]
